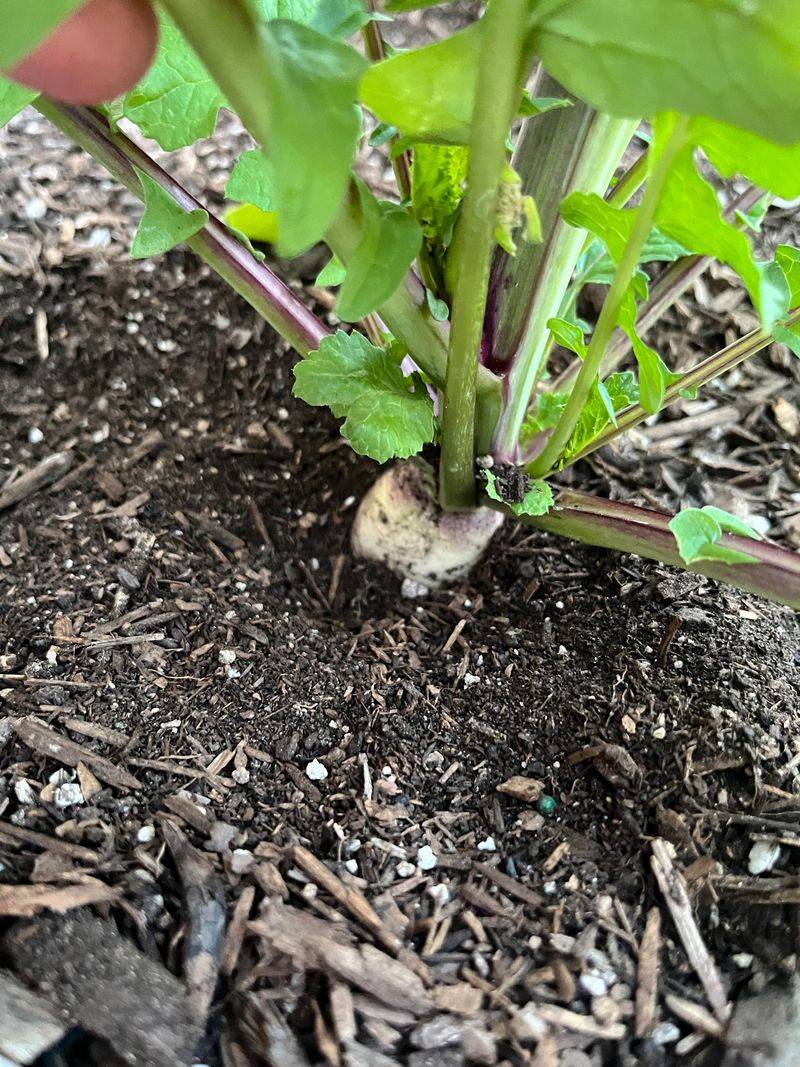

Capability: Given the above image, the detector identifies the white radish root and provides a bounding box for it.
[351,459,504,590]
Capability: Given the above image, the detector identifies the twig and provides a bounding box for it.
[635,906,661,1037]
[0,452,73,511]
[650,839,730,1024]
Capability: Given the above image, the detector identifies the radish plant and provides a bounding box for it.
[4,0,800,605]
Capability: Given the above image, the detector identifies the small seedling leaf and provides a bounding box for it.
[316,255,347,287]
[226,150,275,212]
[547,317,587,361]
[293,331,435,462]
[130,170,208,259]
[483,470,554,517]
[669,507,760,566]
[336,181,422,322]
[124,12,226,151]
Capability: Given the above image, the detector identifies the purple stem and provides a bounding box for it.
[38,102,328,357]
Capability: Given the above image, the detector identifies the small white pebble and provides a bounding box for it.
[54,783,84,809]
[748,840,781,875]
[218,648,237,665]
[477,836,496,852]
[396,860,416,878]
[230,848,255,874]
[305,758,328,782]
[344,859,358,875]
[149,396,163,409]
[579,973,608,998]
[27,427,44,444]
[463,673,481,687]
[733,952,754,968]
[232,767,250,785]
[427,883,450,906]
[417,844,438,870]
[401,577,429,599]
[137,825,156,844]
[24,197,46,220]
[650,1021,681,1046]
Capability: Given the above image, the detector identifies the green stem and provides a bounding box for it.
[490,110,636,459]
[529,116,690,477]
[439,0,529,509]
[361,1,411,203]
[565,307,800,464]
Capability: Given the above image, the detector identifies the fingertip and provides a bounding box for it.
[10,0,158,105]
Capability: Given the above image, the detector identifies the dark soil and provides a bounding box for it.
[1,109,800,1067]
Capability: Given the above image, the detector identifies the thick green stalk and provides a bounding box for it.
[529,116,690,477]
[159,0,467,401]
[565,307,800,464]
[491,490,800,611]
[439,0,529,509]
[37,100,328,357]
[490,99,637,458]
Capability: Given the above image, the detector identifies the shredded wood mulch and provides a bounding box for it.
[2,60,800,1067]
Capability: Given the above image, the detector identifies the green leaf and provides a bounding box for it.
[312,0,370,38]
[652,115,777,325]
[518,92,572,118]
[226,150,274,211]
[617,288,678,414]
[359,24,481,141]
[565,372,639,457]
[0,0,83,69]
[336,181,421,322]
[425,289,450,321]
[316,254,347,286]
[561,192,634,264]
[293,331,435,461]
[483,470,554,517]
[258,20,366,256]
[123,12,226,151]
[0,77,37,128]
[773,322,800,359]
[530,0,800,144]
[776,246,800,307]
[224,203,279,245]
[669,507,760,566]
[130,170,208,260]
[411,143,468,254]
[547,317,587,361]
[520,391,568,442]
[690,117,800,200]
[575,230,689,288]
[701,506,761,541]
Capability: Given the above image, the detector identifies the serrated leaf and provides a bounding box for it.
[0,78,37,128]
[669,507,759,566]
[412,143,468,254]
[0,0,83,69]
[130,169,208,259]
[561,193,634,263]
[483,470,554,517]
[520,391,569,442]
[224,203,279,245]
[258,21,366,256]
[359,24,481,141]
[565,371,639,458]
[316,255,347,286]
[336,181,422,322]
[292,331,435,461]
[530,0,800,144]
[226,150,274,212]
[547,317,587,360]
[124,12,226,151]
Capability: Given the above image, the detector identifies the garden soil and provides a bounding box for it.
[1,92,800,1067]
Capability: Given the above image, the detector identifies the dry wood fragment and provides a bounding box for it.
[128,755,231,792]
[12,716,142,791]
[76,761,102,802]
[0,674,95,689]
[651,838,730,1024]
[0,969,66,1065]
[161,792,214,833]
[253,860,289,899]
[329,982,357,1044]
[221,885,255,977]
[0,878,117,917]
[473,861,542,908]
[496,775,545,803]
[0,452,72,511]
[61,717,130,747]
[250,902,432,1015]
[635,906,661,1038]
[162,821,226,1026]
[291,844,429,982]
[0,819,99,863]
[528,1002,626,1040]
[664,992,724,1038]
[460,882,520,921]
